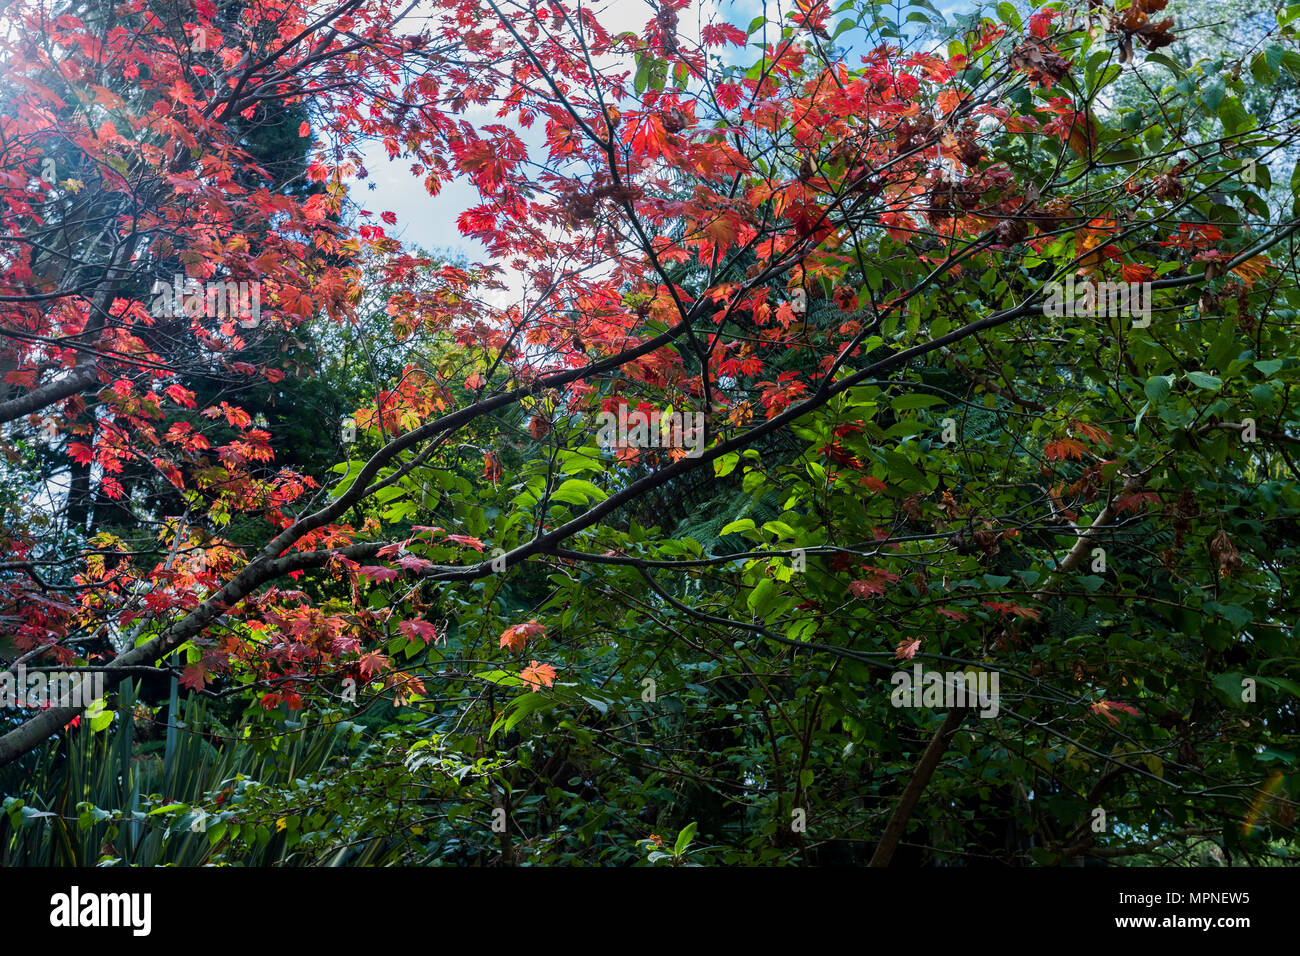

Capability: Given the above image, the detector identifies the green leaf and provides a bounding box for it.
[1144,53,1184,77]
[1217,604,1252,629]
[489,692,556,739]
[1282,50,1300,81]
[748,577,777,617]
[720,518,756,536]
[473,669,525,687]
[892,393,945,411]
[1203,76,1226,111]
[674,821,698,856]
[1292,158,1300,216]
[20,805,55,822]
[1186,371,1222,391]
[548,478,608,506]
[1144,375,1173,403]
[1212,671,1247,707]
[1218,96,1250,134]
[1250,383,1275,404]
[1258,676,1300,699]
[1255,747,1297,766]
[89,705,114,732]
[762,519,797,540]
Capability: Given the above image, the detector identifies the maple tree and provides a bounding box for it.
[1,0,1299,866]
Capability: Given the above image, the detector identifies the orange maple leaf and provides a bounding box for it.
[1066,111,1098,157]
[519,660,557,691]
[1090,699,1140,725]
[1231,255,1269,286]
[1044,437,1089,461]
[500,619,546,653]
[387,670,427,706]
[1071,421,1113,447]
[1074,217,1116,275]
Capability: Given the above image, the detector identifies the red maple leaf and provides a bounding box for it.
[1115,492,1161,514]
[163,384,197,408]
[399,619,440,645]
[357,650,389,679]
[623,111,672,162]
[179,663,211,691]
[443,534,485,551]
[755,372,808,418]
[848,578,887,599]
[983,601,1041,621]
[700,24,747,47]
[67,442,95,466]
